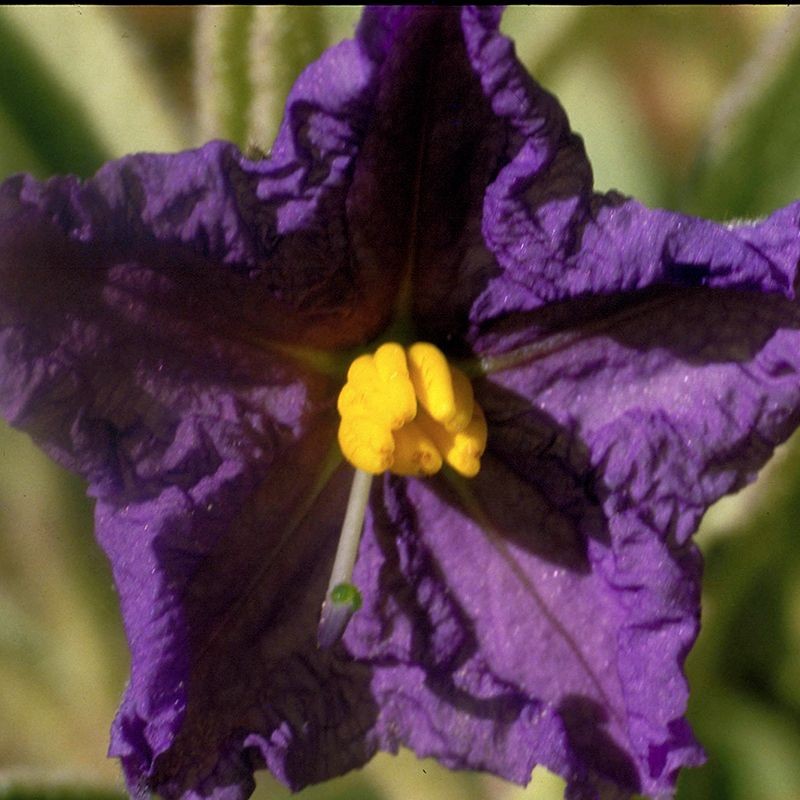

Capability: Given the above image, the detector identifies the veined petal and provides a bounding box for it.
[345,467,702,798]
[105,431,377,799]
[350,8,509,350]
[483,286,800,538]
[0,140,363,800]
[452,8,800,349]
[477,194,800,339]
[0,158,345,498]
[474,284,800,790]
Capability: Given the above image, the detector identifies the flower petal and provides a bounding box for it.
[484,285,800,539]
[470,283,800,793]
[454,8,800,343]
[345,464,702,798]
[0,152,345,496]
[3,6,799,800]
[347,8,513,349]
[0,139,368,797]
[0,181,406,793]
[105,444,382,799]
[1,12,412,355]
[478,196,800,336]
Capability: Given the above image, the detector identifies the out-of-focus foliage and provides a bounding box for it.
[0,7,798,800]
[194,6,332,150]
[683,8,800,219]
[0,787,127,800]
[0,6,188,177]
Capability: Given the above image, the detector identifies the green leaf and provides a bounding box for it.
[0,105,44,177]
[0,6,189,177]
[0,12,108,176]
[246,7,330,150]
[685,432,800,799]
[194,6,334,151]
[683,12,800,219]
[0,785,127,800]
[195,7,255,147]
[507,7,787,211]
[540,47,663,205]
[0,421,126,778]
[679,689,800,800]
[694,432,800,705]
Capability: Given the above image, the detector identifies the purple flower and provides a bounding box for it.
[2,6,800,799]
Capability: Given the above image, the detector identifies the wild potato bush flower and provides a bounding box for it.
[2,6,800,800]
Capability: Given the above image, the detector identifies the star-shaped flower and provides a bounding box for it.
[2,6,800,800]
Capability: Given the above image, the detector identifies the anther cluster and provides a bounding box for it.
[337,342,487,477]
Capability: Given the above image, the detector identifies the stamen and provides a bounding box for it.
[407,342,456,425]
[318,468,374,648]
[337,414,394,474]
[338,350,416,430]
[444,365,475,433]
[337,340,488,478]
[391,420,442,476]
[416,402,487,477]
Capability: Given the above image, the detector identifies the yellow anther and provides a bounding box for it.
[337,355,380,418]
[391,421,442,476]
[338,415,395,474]
[337,341,487,478]
[338,352,415,430]
[408,342,456,424]
[373,342,408,382]
[446,366,475,433]
[416,404,487,478]
[373,342,417,424]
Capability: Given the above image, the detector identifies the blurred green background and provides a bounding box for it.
[1,6,799,800]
